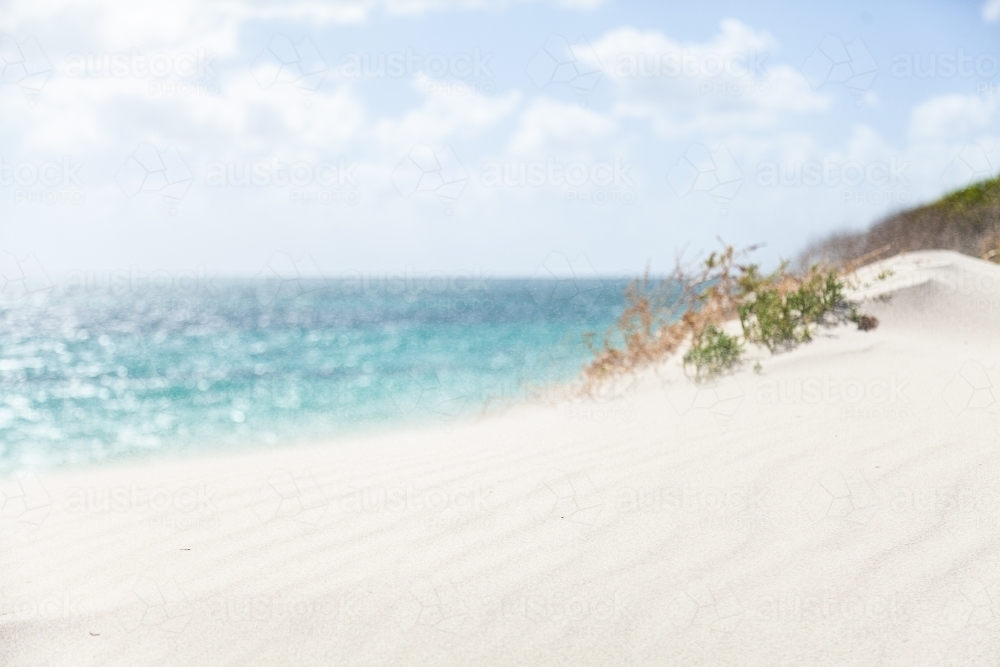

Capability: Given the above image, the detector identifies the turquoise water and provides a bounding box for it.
[0,278,627,473]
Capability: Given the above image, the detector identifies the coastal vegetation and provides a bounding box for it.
[583,243,875,384]
[799,174,1000,268]
[585,171,1000,385]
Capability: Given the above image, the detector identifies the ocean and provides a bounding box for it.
[0,275,628,473]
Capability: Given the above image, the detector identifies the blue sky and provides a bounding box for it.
[1,0,999,283]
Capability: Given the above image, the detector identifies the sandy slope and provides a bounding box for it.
[1,250,998,666]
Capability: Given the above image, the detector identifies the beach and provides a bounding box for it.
[2,249,999,666]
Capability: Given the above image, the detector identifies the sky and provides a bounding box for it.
[1,0,999,284]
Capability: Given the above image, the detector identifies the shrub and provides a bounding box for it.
[737,264,855,352]
[583,242,877,388]
[683,325,743,380]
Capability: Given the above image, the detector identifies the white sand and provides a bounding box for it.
[2,250,999,666]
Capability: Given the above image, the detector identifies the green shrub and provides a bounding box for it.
[737,264,853,352]
[683,324,743,380]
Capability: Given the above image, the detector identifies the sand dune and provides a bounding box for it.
[2,250,999,666]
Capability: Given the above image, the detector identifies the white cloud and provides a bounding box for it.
[551,0,605,9]
[0,61,369,156]
[983,0,1000,22]
[506,97,617,154]
[0,0,245,54]
[909,93,998,142]
[374,75,521,149]
[592,18,777,76]
[0,0,604,40]
[379,0,607,13]
[588,20,828,138]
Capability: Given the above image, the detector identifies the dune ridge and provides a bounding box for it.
[1,250,999,666]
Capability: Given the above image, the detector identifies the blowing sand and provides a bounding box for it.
[2,250,999,666]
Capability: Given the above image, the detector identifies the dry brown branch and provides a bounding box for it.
[581,242,758,389]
